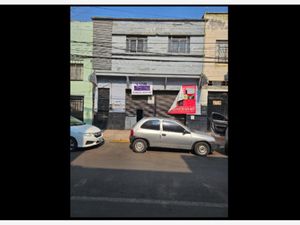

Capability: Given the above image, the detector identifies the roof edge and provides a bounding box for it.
[92,17,205,22]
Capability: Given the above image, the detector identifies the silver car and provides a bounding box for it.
[129,117,218,156]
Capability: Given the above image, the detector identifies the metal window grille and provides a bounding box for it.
[168,36,190,53]
[126,36,147,53]
[216,40,228,63]
[70,63,83,81]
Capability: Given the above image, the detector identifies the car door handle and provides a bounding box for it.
[162,133,166,136]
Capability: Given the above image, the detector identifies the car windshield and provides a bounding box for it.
[70,116,85,126]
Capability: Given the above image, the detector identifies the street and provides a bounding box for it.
[71,141,228,218]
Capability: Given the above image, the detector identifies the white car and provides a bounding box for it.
[70,116,104,151]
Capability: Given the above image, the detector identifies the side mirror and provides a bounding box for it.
[183,130,190,135]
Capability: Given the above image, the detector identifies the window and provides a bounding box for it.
[208,81,228,86]
[126,36,147,53]
[216,40,228,63]
[70,96,84,121]
[168,36,190,53]
[70,63,83,81]
[162,120,185,133]
[141,120,160,130]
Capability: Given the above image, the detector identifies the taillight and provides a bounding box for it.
[130,129,134,137]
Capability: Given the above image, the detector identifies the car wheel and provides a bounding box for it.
[70,137,78,151]
[194,142,210,156]
[132,139,147,153]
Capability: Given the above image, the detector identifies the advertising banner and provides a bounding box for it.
[132,82,153,95]
[168,85,197,115]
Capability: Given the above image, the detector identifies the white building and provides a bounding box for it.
[92,17,206,129]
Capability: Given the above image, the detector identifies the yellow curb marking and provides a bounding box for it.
[110,140,130,143]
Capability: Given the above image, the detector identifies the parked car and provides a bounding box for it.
[70,116,104,151]
[129,117,218,156]
[225,127,228,155]
[209,112,228,155]
[209,112,228,136]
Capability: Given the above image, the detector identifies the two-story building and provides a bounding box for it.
[201,13,228,122]
[70,21,94,124]
[92,17,206,130]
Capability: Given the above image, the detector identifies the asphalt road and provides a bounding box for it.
[70,142,228,218]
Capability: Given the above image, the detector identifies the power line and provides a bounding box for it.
[71,41,226,59]
[71,53,227,64]
[71,39,223,45]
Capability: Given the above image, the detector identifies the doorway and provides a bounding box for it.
[136,109,143,122]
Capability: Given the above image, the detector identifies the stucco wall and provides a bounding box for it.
[71,21,94,124]
[203,13,228,81]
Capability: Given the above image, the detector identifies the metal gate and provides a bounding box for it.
[70,96,84,121]
[94,88,109,129]
[125,90,186,125]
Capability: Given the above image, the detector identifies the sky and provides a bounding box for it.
[71,6,228,21]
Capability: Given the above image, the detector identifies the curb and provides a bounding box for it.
[110,140,130,143]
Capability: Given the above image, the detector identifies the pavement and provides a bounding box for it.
[71,141,228,218]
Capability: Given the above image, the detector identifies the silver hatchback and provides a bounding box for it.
[129,117,218,156]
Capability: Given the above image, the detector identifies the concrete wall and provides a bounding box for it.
[71,21,94,124]
[202,13,228,81]
[112,35,204,55]
[110,20,204,76]
[112,20,205,36]
[93,19,205,77]
[93,20,113,70]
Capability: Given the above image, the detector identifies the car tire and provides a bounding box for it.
[194,142,210,156]
[70,137,78,151]
[132,139,147,153]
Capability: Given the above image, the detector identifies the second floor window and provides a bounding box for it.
[168,36,190,54]
[126,36,147,53]
[70,63,83,81]
[216,40,228,63]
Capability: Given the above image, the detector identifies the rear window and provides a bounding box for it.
[141,120,160,130]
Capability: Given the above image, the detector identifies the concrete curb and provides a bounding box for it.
[110,140,130,143]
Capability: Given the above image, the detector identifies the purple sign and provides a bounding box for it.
[132,82,153,95]
[134,85,150,91]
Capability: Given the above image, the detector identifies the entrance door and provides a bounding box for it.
[94,88,109,129]
[70,96,84,121]
[207,92,228,130]
[136,109,143,122]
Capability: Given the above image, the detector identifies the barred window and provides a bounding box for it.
[70,63,83,81]
[126,36,147,53]
[168,36,190,53]
[216,40,228,63]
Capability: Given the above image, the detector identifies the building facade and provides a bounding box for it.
[92,17,206,130]
[201,13,228,121]
[70,21,94,124]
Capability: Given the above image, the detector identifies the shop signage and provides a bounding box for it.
[213,100,222,105]
[132,82,153,95]
[111,99,125,112]
[168,85,197,115]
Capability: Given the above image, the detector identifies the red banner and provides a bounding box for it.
[168,85,197,115]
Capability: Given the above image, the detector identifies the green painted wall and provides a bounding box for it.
[71,21,94,124]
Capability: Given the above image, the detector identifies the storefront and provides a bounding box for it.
[93,75,200,130]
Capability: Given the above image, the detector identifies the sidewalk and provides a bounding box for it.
[103,129,130,143]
